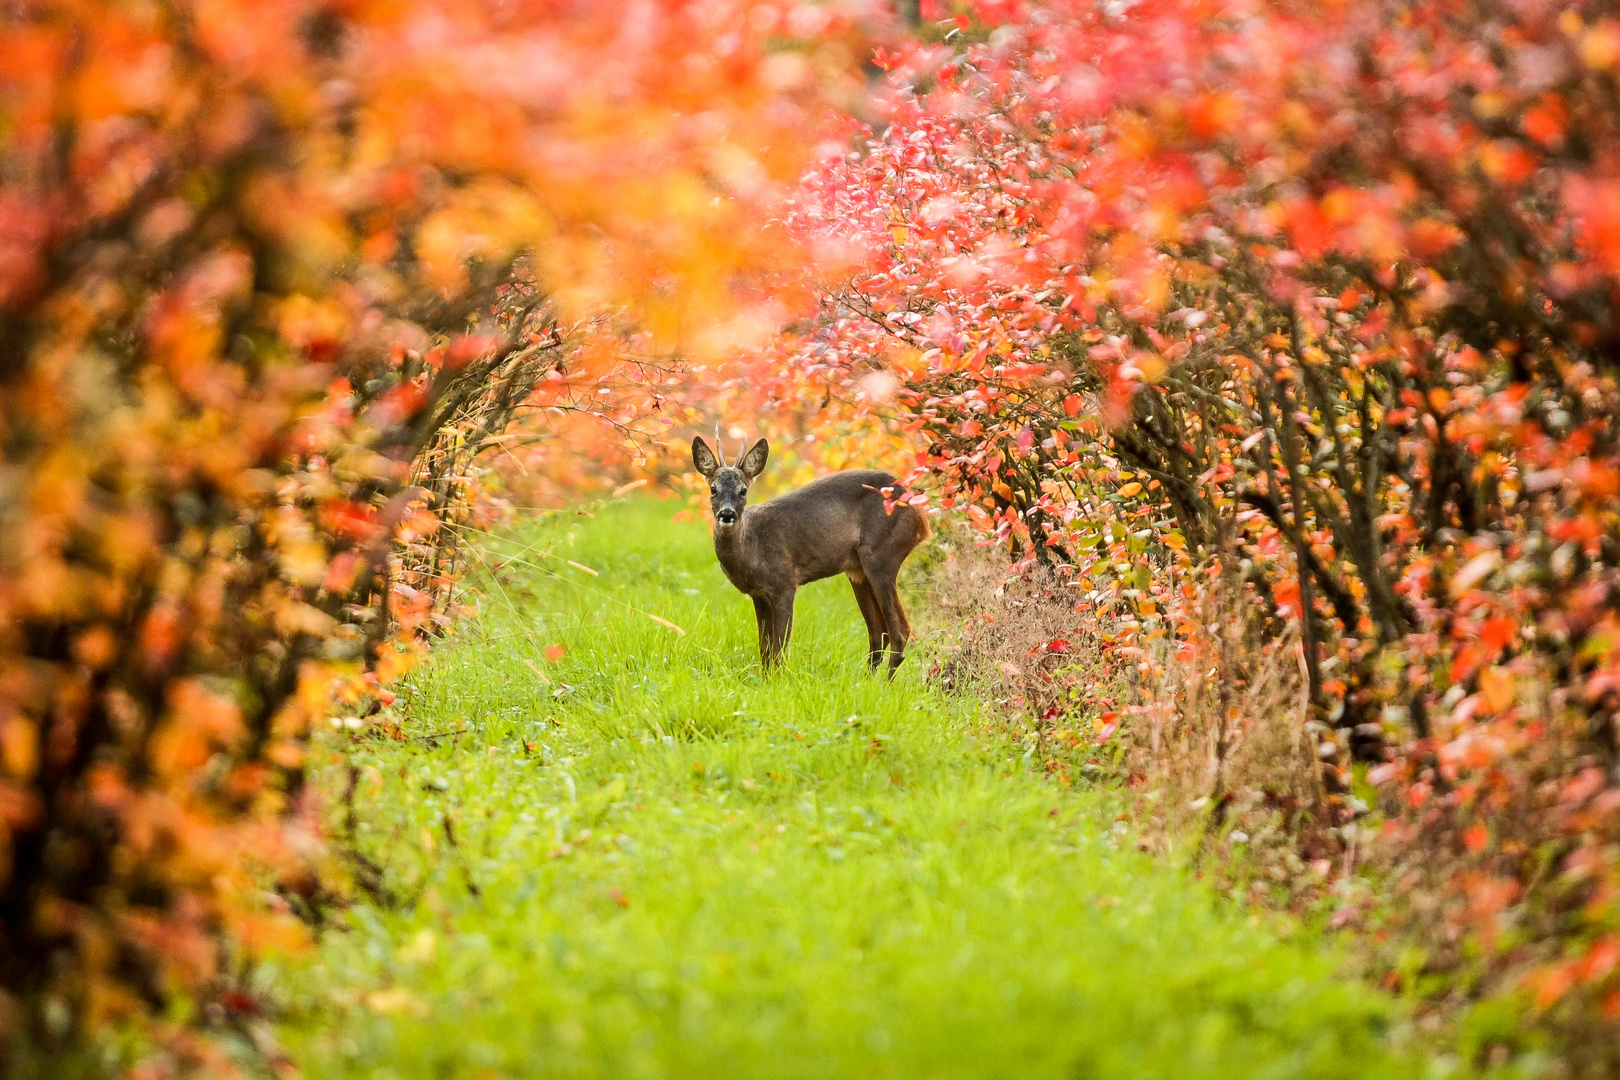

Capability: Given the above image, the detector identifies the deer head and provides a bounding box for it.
[692,435,768,527]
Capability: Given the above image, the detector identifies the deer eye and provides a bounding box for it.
[709,486,717,495]
[739,487,748,496]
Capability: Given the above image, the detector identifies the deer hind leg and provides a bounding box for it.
[872,576,911,673]
[848,575,886,669]
[859,552,912,673]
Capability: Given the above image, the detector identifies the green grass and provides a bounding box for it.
[272,498,1456,1080]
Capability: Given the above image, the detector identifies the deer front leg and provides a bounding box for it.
[763,587,795,668]
[752,596,772,666]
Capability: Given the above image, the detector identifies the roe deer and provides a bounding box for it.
[692,435,930,672]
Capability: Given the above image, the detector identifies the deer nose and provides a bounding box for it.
[716,508,737,524]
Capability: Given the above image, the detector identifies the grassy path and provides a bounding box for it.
[275,500,1442,1079]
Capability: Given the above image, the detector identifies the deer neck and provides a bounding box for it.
[711,512,753,577]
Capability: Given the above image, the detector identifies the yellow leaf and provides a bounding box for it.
[1118,482,1143,497]
[365,987,425,1015]
[398,929,437,964]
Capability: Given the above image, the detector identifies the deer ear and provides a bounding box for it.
[692,436,719,478]
[738,438,769,480]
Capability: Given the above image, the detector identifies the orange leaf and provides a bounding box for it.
[1479,666,1515,713]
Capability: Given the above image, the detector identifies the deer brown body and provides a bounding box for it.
[693,436,929,671]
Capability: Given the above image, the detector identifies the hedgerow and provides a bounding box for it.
[774,0,1620,1062]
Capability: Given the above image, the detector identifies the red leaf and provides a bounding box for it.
[320,500,381,542]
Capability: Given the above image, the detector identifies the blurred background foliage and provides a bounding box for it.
[0,0,878,1071]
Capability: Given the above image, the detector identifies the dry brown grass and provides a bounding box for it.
[1122,581,1348,902]
[919,537,1349,905]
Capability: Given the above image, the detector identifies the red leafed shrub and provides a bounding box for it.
[0,0,864,1071]
[776,0,1620,1058]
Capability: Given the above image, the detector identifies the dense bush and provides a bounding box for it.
[775,0,1620,1058]
[0,0,863,1071]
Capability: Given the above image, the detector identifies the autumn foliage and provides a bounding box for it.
[0,0,867,1070]
[775,0,1620,1053]
[12,0,1620,1070]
